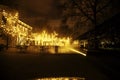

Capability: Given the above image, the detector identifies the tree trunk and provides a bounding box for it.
[93,0,99,49]
[6,35,9,50]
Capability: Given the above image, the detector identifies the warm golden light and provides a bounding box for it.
[0,10,87,56]
[68,47,87,56]
[0,10,32,46]
[34,77,85,80]
[31,30,71,46]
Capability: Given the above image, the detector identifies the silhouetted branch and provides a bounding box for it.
[97,0,112,13]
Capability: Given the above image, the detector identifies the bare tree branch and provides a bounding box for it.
[97,0,112,13]
[73,1,95,23]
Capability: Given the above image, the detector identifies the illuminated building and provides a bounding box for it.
[0,9,72,47]
[0,9,32,47]
[0,6,86,56]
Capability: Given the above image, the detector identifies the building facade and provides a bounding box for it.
[0,7,32,48]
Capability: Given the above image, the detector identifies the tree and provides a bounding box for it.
[62,0,113,26]
[60,0,115,49]
[58,23,72,37]
[0,10,11,50]
[0,28,11,50]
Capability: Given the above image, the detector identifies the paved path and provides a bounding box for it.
[0,53,109,80]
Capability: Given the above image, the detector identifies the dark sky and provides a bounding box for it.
[0,0,120,33]
[0,0,63,29]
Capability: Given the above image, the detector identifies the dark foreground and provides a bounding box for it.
[0,52,119,80]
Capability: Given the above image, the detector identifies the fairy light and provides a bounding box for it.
[0,10,87,56]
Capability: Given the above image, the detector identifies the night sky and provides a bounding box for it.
[0,0,120,33]
[0,0,64,30]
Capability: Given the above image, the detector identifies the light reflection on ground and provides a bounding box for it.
[6,46,87,56]
[33,77,85,80]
